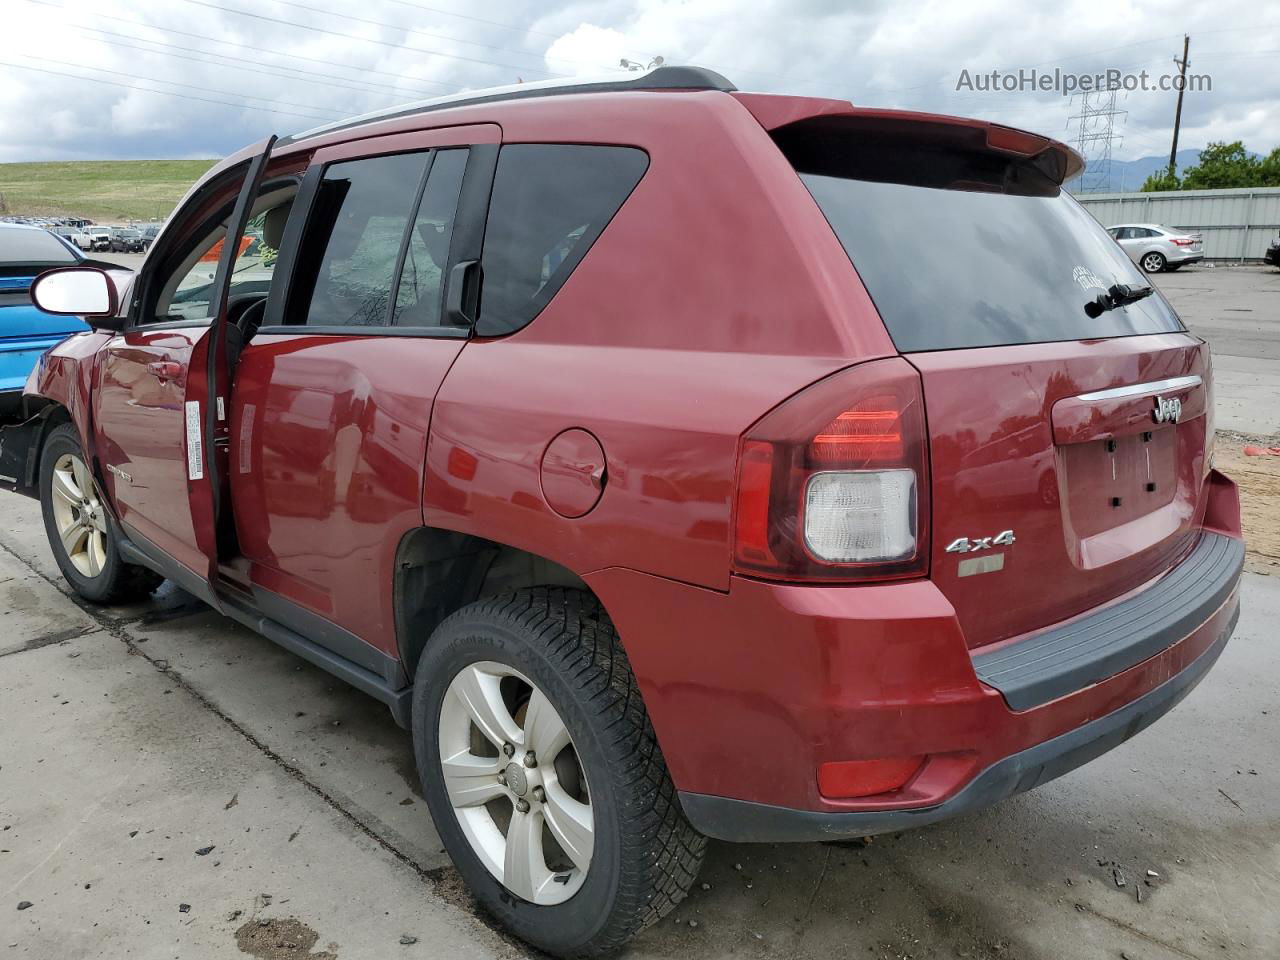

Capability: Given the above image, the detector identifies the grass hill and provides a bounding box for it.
[0,159,218,222]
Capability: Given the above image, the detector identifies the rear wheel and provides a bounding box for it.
[1140,251,1167,273]
[39,424,162,604]
[413,588,705,957]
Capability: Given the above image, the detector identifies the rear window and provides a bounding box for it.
[783,130,1182,352]
[0,228,79,266]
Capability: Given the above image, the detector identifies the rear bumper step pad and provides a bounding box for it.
[973,532,1244,711]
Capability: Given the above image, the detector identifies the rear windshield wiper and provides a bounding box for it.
[1084,282,1154,318]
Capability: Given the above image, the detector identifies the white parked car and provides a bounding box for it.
[1106,223,1203,273]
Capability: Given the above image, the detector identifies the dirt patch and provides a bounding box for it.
[234,918,337,960]
[1215,438,1280,575]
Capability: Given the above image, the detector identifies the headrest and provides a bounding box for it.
[263,202,292,249]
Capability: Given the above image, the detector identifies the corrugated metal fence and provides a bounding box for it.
[1074,187,1280,262]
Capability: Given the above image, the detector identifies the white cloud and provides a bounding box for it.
[545,24,631,76]
[0,0,1275,164]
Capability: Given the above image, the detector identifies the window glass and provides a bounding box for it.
[798,174,1182,351]
[160,209,283,322]
[392,148,468,327]
[294,152,429,327]
[0,227,79,264]
[477,144,648,336]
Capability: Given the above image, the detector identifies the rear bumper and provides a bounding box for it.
[587,475,1243,840]
[1171,252,1204,266]
[681,600,1237,841]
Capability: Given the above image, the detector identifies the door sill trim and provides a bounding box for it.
[117,525,413,727]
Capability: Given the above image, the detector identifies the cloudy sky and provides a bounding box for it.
[2,0,1278,164]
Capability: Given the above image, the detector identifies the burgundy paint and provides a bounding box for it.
[21,86,1241,820]
[540,429,607,519]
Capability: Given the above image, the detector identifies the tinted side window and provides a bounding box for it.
[292,152,429,327]
[477,144,648,336]
[392,148,468,327]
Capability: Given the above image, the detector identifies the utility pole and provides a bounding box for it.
[1168,34,1190,178]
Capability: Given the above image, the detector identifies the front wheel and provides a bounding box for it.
[39,423,162,604]
[1141,251,1167,273]
[413,588,705,957]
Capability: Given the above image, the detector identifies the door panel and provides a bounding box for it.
[229,335,464,653]
[228,134,485,658]
[94,324,207,572]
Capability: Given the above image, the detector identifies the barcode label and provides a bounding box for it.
[185,400,204,480]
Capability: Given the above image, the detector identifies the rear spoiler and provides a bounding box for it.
[732,92,1084,187]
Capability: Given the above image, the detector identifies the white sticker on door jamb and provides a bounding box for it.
[185,400,204,480]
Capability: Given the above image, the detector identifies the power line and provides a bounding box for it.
[23,0,454,91]
[1,60,337,123]
[26,54,344,118]
[54,21,445,99]
[177,0,565,78]
[382,0,577,42]
[380,0,795,86]
[252,0,580,69]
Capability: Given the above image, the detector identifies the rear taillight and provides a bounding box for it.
[732,358,930,582]
[1171,237,1195,246]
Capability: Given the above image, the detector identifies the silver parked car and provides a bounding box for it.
[1106,223,1203,273]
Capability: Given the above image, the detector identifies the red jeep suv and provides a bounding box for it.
[0,67,1243,957]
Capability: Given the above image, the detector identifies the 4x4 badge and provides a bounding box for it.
[1152,395,1182,424]
[945,530,1016,554]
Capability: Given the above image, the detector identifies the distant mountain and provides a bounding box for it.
[1069,149,1201,194]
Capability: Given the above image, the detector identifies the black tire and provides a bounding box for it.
[39,423,162,604]
[413,587,705,958]
[1140,251,1167,273]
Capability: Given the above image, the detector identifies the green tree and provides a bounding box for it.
[1180,141,1261,189]
[1141,169,1181,192]
[1259,147,1280,187]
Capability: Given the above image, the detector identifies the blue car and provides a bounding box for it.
[0,224,109,416]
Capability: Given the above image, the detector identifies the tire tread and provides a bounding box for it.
[431,587,706,957]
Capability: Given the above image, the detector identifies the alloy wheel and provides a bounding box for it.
[438,660,594,905]
[49,452,108,579]
[1141,252,1164,273]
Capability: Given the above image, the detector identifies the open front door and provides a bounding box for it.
[94,136,277,598]
[192,135,277,577]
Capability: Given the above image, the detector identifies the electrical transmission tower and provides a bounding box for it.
[1066,86,1126,193]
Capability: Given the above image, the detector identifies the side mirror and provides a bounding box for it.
[30,267,124,329]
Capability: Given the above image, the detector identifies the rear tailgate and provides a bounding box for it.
[770,110,1213,647]
[911,335,1209,645]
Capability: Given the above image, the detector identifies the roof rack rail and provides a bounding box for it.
[283,65,736,144]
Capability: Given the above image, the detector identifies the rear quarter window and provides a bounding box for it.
[476,144,648,336]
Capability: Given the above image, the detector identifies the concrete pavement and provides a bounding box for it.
[2,489,1278,959]
[1152,264,1280,437]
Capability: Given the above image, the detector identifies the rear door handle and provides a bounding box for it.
[146,360,184,381]
[445,259,481,328]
